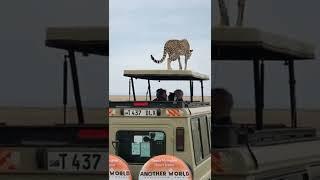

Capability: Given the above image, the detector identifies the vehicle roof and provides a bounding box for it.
[123,70,209,81]
[213,26,315,60]
[45,26,108,56]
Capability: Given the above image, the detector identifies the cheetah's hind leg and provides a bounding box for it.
[167,58,172,70]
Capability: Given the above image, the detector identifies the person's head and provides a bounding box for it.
[174,89,183,100]
[156,88,167,100]
[168,92,175,101]
[212,88,233,117]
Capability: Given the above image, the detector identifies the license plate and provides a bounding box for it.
[124,109,158,117]
[47,151,107,172]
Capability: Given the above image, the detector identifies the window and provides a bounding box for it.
[116,131,166,164]
[191,118,203,164]
[191,115,211,165]
[200,116,210,158]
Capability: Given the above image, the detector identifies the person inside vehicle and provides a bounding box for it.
[153,88,168,101]
[168,92,175,101]
[212,88,233,125]
[174,89,184,101]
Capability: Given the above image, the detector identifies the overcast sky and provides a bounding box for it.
[109,0,211,96]
[0,0,107,108]
[213,0,320,109]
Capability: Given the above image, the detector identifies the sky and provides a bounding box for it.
[213,0,320,109]
[0,0,107,108]
[109,0,211,96]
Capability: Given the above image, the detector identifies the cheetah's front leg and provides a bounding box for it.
[178,56,182,70]
[184,57,188,70]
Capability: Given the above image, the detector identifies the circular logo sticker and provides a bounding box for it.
[139,155,192,180]
[109,154,132,180]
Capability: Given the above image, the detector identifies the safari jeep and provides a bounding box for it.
[109,70,211,179]
[0,27,107,180]
[212,27,320,179]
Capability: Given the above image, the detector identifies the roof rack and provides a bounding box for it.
[124,70,209,102]
[46,26,108,56]
[213,27,314,60]
[212,27,316,130]
[124,70,209,81]
[45,26,108,125]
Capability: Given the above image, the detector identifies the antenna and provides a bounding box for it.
[217,0,230,26]
[63,55,69,125]
[236,0,246,26]
[217,0,247,26]
[146,91,148,101]
[129,79,131,101]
